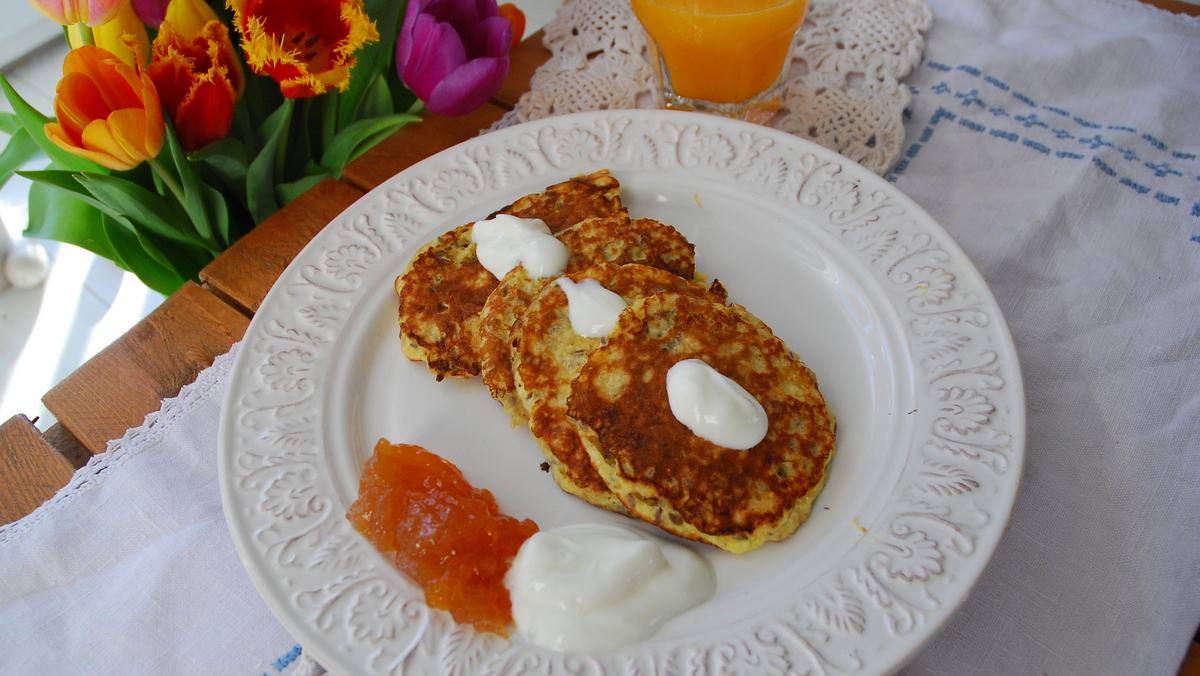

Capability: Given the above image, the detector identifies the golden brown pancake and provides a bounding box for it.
[512,264,726,513]
[567,293,836,553]
[478,211,699,425]
[395,171,622,380]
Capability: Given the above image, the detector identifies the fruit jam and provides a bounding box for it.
[347,440,539,636]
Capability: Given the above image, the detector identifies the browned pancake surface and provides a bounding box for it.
[395,171,621,379]
[513,264,724,512]
[478,211,698,424]
[567,293,836,552]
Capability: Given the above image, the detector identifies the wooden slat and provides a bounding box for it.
[1139,0,1200,15]
[42,282,250,455]
[41,422,91,470]
[1181,640,1200,676]
[199,178,365,316]
[340,102,509,192]
[493,29,552,110]
[0,414,75,525]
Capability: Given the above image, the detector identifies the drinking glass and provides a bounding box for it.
[632,0,808,124]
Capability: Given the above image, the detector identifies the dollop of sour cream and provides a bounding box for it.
[666,359,768,450]
[556,277,628,337]
[505,523,715,652]
[471,214,569,279]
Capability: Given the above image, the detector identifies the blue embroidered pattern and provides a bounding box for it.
[886,61,1197,232]
[261,644,302,676]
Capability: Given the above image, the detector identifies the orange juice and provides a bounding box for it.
[631,0,808,104]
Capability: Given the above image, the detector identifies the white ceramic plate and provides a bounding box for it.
[219,110,1024,676]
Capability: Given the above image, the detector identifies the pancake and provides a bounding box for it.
[566,293,836,553]
[478,211,699,425]
[512,264,726,513]
[395,171,622,380]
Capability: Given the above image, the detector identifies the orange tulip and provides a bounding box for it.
[229,0,378,99]
[149,0,244,151]
[44,45,164,171]
[498,3,524,48]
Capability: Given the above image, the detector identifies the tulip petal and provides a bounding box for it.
[396,0,432,74]
[497,4,525,48]
[165,0,219,38]
[137,71,165,158]
[174,70,237,151]
[54,71,113,141]
[47,45,164,171]
[230,0,377,99]
[427,0,481,31]
[148,51,195,116]
[132,0,171,27]
[30,0,126,26]
[463,15,511,60]
[403,16,468,100]
[63,47,143,112]
[426,55,508,117]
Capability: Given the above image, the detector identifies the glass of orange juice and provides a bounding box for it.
[631,0,808,123]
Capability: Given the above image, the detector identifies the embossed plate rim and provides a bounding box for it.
[219,109,1025,676]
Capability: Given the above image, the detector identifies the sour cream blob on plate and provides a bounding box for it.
[666,359,769,450]
[505,523,715,652]
[471,214,569,279]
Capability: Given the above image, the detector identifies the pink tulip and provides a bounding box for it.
[130,0,169,27]
[27,0,128,26]
[396,0,512,117]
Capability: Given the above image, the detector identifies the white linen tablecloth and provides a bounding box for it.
[2,0,1198,673]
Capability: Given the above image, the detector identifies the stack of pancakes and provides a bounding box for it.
[395,171,836,553]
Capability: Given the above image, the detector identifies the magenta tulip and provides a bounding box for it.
[131,0,169,27]
[396,0,512,117]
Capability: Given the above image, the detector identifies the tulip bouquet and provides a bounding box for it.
[0,0,525,295]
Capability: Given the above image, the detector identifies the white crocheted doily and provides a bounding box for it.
[511,0,933,174]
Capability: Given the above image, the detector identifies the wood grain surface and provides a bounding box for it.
[340,103,509,192]
[199,178,365,316]
[42,281,249,455]
[0,415,75,524]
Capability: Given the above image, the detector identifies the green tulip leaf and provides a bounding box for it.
[318,91,340,157]
[100,213,186,296]
[0,126,44,188]
[74,172,215,253]
[25,180,118,262]
[340,0,409,127]
[191,136,252,211]
[320,113,419,177]
[247,98,294,224]
[276,172,330,207]
[357,72,395,121]
[200,180,231,247]
[161,121,215,243]
[0,74,109,175]
[0,111,21,135]
[19,168,121,218]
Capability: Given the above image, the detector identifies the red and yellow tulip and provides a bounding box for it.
[228,0,378,99]
[44,45,164,171]
[26,0,129,27]
[148,0,244,151]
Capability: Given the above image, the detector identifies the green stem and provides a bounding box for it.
[148,157,220,254]
[74,23,94,47]
[148,157,184,205]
